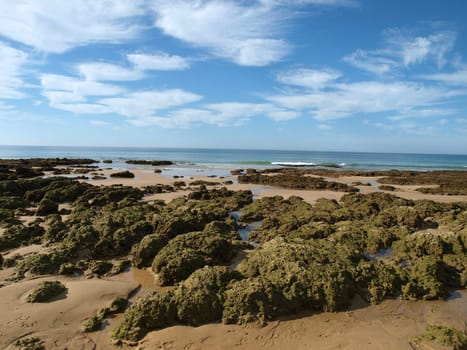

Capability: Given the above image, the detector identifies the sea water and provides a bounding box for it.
[0,145,466,171]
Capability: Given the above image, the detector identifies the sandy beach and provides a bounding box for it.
[1,164,466,349]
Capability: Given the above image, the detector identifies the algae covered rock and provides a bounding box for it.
[173,266,242,326]
[402,256,450,300]
[36,198,59,216]
[110,296,128,313]
[110,171,135,178]
[0,224,45,251]
[111,291,177,343]
[355,260,407,304]
[412,325,467,350]
[152,231,236,285]
[13,337,45,350]
[222,277,282,325]
[131,233,169,268]
[81,315,103,333]
[26,280,67,303]
[237,238,357,314]
[14,250,68,278]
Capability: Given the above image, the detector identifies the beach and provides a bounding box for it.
[0,157,466,349]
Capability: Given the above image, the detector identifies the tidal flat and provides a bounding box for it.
[0,159,466,349]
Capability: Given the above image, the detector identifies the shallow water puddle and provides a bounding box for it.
[363,247,394,261]
[229,211,263,241]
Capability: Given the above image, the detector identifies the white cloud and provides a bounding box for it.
[343,50,396,75]
[317,124,332,130]
[90,120,111,126]
[153,0,290,66]
[0,0,146,53]
[99,90,203,118]
[127,53,191,71]
[126,102,299,127]
[276,68,341,90]
[388,108,456,121]
[385,29,456,67]
[0,102,15,110]
[41,74,125,109]
[344,28,457,74]
[205,102,299,123]
[260,0,358,7]
[53,103,111,115]
[78,63,144,81]
[421,69,467,86]
[41,74,125,96]
[269,79,463,121]
[0,42,29,99]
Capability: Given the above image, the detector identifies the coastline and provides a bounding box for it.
[0,158,466,349]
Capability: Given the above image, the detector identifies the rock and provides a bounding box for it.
[230,169,244,175]
[36,198,59,216]
[81,315,103,333]
[125,160,173,166]
[26,281,67,303]
[110,171,135,178]
[402,256,450,300]
[110,296,129,313]
[111,291,177,343]
[131,233,169,268]
[151,231,235,285]
[173,266,242,325]
[222,277,281,325]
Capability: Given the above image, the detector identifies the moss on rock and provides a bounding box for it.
[26,280,67,303]
[131,233,169,268]
[173,266,242,326]
[412,325,467,350]
[111,291,177,343]
[152,231,236,285]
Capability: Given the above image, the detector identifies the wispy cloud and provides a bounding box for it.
[0,0,146,53]
[127,102,300,127]
[388,108,456,121]
[77,63,144,82]
[343,50,397,75]
[90,120,111,126]
[421,68,467,86]
[344,28,457,75]
[41,74,125,107]
[0,42,29,99]
[127,52,191,71]
[268,76,464,121]
[152,0,354,66]
[100,90,202,118]
[41,70,202,117]
[153,0,288,66]
[276,68,341,90]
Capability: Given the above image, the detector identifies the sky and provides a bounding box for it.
[1,0,467,154]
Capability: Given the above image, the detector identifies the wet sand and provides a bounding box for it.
[92,169,467,204]
[0,276,138,350]
[139,291,467,350]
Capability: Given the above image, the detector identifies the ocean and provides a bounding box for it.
[0,145,466,172]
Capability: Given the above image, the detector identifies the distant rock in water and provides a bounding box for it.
[110,171,135,178]
[103,160,113,164]
[125,160,173,166]
[0,158,96,167]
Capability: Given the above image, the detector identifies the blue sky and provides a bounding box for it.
[1,0,467,154]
